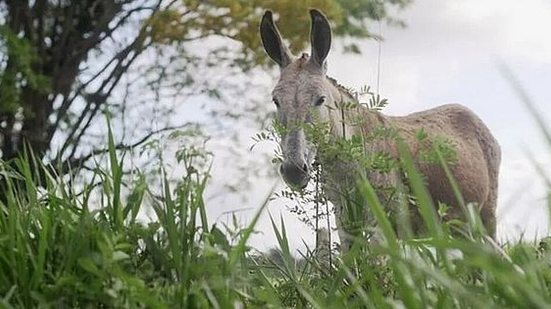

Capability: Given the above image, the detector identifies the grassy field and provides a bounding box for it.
[1,90,551,308]
[0,126,549,309]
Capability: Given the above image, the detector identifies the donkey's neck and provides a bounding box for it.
[324,76,386,139]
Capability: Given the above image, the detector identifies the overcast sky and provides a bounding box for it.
[200,0,551,251]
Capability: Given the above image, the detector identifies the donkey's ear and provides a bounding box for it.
[309,9,332,68]
[260,11,292,67]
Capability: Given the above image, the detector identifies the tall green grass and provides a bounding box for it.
[1,89,551,307]
[0,126,267,308]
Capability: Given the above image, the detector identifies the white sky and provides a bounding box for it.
[201,0,551,251]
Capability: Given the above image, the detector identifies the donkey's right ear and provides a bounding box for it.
[260,11,292,68]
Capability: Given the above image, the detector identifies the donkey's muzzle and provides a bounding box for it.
[280,161,310,189]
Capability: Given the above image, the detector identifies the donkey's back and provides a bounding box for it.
[385,103,501,236]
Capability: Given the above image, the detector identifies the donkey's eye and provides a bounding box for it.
[315,96,326,106]
[273,98,280,108]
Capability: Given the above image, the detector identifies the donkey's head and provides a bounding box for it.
[260,9,334,189]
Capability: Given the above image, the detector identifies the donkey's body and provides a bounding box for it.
[260,10,500,248]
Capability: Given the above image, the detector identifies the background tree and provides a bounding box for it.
[0,0,410,174]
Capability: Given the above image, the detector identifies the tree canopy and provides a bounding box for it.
[0,0,410,174]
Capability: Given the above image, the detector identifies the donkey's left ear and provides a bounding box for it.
[260,11,293,67]
[309,9,332,68]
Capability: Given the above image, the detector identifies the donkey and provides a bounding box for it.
[260,10,501,249]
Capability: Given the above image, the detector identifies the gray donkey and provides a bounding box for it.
[260,10,501,248]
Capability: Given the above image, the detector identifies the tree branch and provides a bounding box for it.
[49,1,163,157]
[61,39,152,163]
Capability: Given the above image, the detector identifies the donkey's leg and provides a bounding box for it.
[480,181,497,239]
[333,199,353,253]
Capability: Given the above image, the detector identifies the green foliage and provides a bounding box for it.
[0,125,263,308]
[150,0,410,69]
[0,26,50,113]
[413,128,458,166]
[354,85,390,111]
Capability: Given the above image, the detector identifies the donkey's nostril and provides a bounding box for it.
[302,164,308,173]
